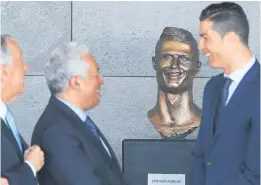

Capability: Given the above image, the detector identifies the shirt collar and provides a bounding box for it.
[55,96,87,122]
[224,55,256,83]
[0,100,7,120]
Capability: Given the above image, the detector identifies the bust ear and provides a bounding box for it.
[152,56,157,71]
[196,60,202,74]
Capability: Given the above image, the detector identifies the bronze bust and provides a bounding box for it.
[148,27,202,139]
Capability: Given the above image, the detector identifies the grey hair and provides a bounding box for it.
[44,42,90,95]
[1,34,12,65]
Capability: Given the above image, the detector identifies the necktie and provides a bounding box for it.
[220,77,233,108]
[84,116,112,158]
[84,116,99,138]
[5,107,23,152]
[213,77,233,134]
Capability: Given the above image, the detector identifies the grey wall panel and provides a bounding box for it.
[73,1,260,77]
[1,1,71,75]
[9,77,50,142]
[10,76,209,162]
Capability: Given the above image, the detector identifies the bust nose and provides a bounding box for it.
[170,57,179,69]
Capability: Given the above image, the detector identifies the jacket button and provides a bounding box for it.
[207,162,212,166]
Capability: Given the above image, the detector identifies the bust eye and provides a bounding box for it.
[179,56,190,62]
[163,54,174,61]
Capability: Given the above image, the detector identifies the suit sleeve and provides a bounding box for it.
[222,99,260,185]
[189,80,211,185]
[41,125,103,185]
[1,162,37,185]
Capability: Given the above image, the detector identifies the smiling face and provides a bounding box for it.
[199,20,229,69]
[153,39,198,94]
[69,54,104,110]
[79,54,104,110]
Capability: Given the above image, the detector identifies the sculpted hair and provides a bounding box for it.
[1,34,12,65]
[200,2,249,46]
[44,42,90,95]
[156,27,199,61]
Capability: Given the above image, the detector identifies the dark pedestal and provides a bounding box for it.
[122,139,196,185]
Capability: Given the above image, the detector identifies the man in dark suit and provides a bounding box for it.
[1,35,45,185]
[31,42,126,185]
[190,2,260,185]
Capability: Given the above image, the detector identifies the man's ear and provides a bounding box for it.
[69,76,81,91]
[196,60,202,74]
[223,31,237,47]
[152,56,157,71]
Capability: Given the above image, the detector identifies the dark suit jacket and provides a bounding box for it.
[1,119,37,185]
[31,96,126,185]
[190,60,260,185]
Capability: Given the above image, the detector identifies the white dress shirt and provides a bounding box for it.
[224,55,256,105]
[56,97,112,157]
[0,100,37,177]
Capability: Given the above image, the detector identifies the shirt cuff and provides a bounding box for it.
[25,160,37,177]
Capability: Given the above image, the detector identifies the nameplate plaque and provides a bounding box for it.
[148,174,185,185]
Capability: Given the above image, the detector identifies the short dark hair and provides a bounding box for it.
[156,27,199,61]
[200,2,249,46]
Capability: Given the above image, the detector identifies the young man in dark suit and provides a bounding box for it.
[190,2,260,185]
[32,42,126,185]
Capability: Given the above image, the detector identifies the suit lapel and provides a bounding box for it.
[97,130,123,177]
[210,60,260,148]
[98,130,117,159]
[206,76,223,151]
[74,116,112,162]
[1,119,23,160]
[20,134,29,152]
[207,75,224,139]
[88,117,117,160]
[97,127,122,170]
[50,97,111,162]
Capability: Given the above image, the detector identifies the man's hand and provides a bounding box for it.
[1,177,9,185]
[24,145,45,172]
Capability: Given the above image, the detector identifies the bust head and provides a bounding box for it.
[152,27,201,94]
[149,27,202,139]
